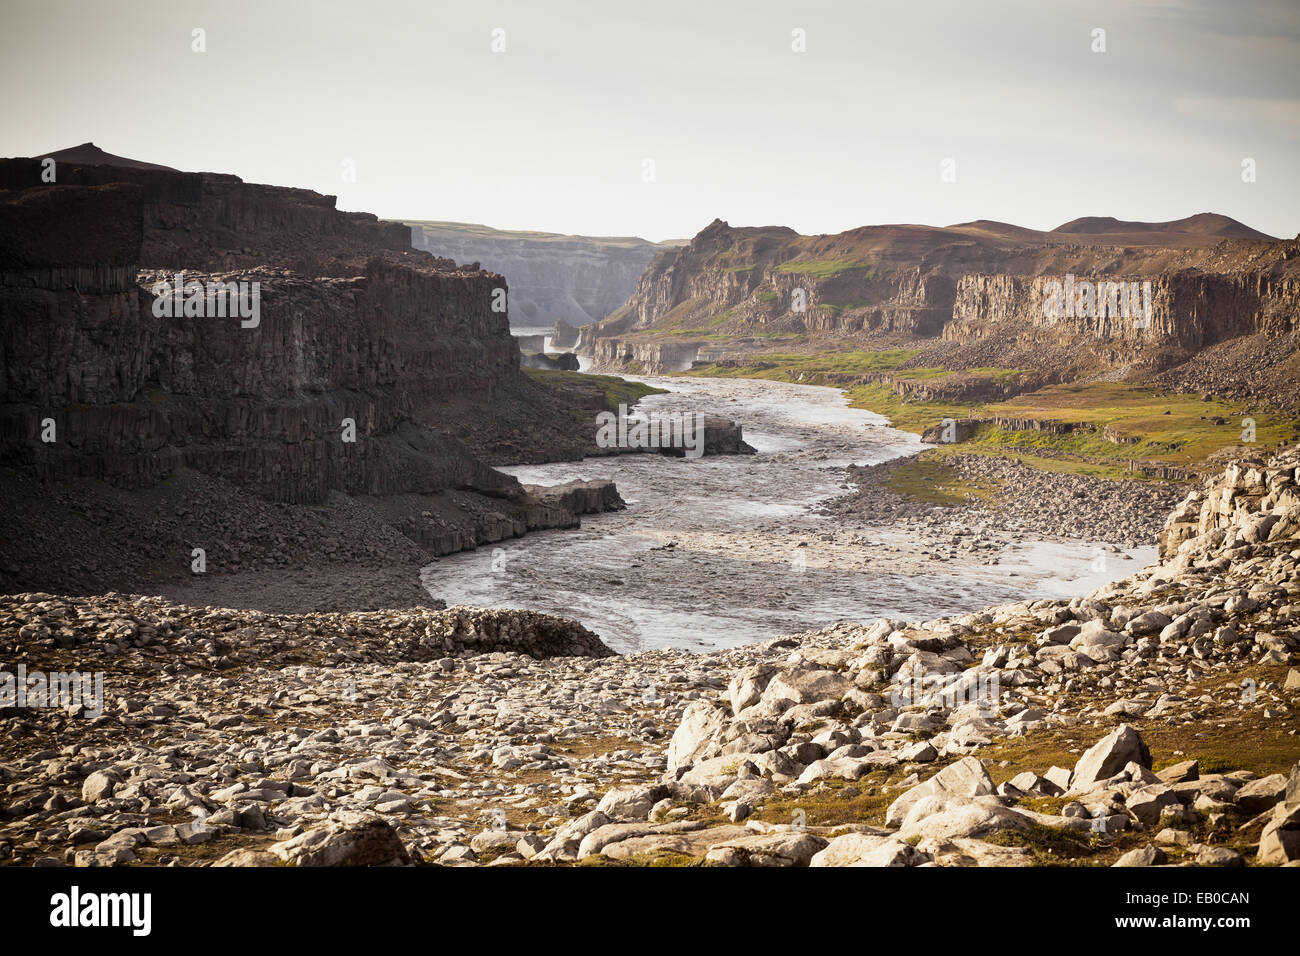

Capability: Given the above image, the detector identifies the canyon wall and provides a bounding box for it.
[407,221,679,328]
[0,153,630,597]
[947,271,1300,353]
[580,217,1300,381]
[0,158,585,500]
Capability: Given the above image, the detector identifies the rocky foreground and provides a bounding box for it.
[1,450,1299,867]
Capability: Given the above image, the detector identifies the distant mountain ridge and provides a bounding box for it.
[406,220,685,328]
[1049,213,1275,241]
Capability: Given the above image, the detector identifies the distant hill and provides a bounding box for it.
[1051,213,1275,241]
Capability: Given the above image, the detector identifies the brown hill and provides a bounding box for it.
[1051,213,1275,242]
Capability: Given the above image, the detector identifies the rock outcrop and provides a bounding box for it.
[521,351,580,371]
[523,480,626,515]
[1158,452,1300,559]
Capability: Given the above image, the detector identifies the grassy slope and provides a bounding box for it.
[686,350,1300,481]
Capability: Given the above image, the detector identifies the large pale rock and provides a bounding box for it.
[885,756,996,827]
[916,836,1033,867]
[596,784,670,821]
[213,849,280,867]
[1069,620,1127,652]
[704,831,827,867]
[810,833,927,867]
[578,821,703,859]
[674,752,767,800]
[469,829,528,853]
[666,700,730,772]
[1156,759,1199,784]
[600,825,750,861]
[269,816,410,867]
[728,664,777,715]
[1258,803,1300,865]
[1069,724,1151,792]
[1113,846,1167,867]
[81,771,121,804]
[1125,611,1171,636]
[1234,774,1287,815]
[897,794,1033,842]
[796,756,875,785]
[1196,846,1245,867]
[536,810,610,861]
[1125,784,1180,826]
[759,668,853,710]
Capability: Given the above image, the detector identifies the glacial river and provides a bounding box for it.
[421,376,1153,653]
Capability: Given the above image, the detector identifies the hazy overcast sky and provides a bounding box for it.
[2,0,1296,241]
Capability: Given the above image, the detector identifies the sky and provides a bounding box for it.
[2,0,1297,242]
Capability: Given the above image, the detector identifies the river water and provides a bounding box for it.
[421,376,1153,653]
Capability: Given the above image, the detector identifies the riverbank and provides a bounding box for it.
[678,349,1300,482]
[424,375,1163,652]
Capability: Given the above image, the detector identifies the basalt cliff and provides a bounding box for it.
[0,145,633,605]
[580,216,1300,411]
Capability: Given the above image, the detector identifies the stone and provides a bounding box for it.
[1125,784,1181,827]
[1044,766,1073,791]
[81,771,120,804]
[212,849,280,866]
[898,740,939,763]
[1069,724,1151,792]
[596,784,670,822]
[759,668,853,710]
[269,816,410,867]
[916,837,1033,867]
[703,831,827,867]
[1195,846,1245,867]
[728,664,777,715]
[469,830,527,853]
[600,825,751,860]
[1008,771,1063,796]
[1156,759,1199,784]
[810,833,927,867]
[897,794,1034,842]
[885,756,996,827]
[1257,803,1300,865]
[1113,846,1167,867]
[666,700,730,772]
[796,757,875,785]
[1234,774,1287,815]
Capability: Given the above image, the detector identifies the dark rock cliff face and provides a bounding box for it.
[407,221,678,328]
[0,159,578,498]
[0,156,623,598]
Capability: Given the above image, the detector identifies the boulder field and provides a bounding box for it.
[1,447,1298,866]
